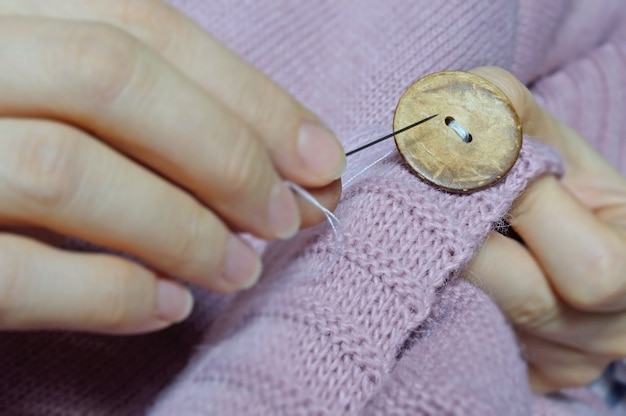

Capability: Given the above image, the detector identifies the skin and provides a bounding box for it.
[467,67,626,393]
[0,0,623,395]
[0,0,344,334]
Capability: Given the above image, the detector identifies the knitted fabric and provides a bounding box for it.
[1,0,626,415]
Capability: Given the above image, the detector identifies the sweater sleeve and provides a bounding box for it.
[362,278,611,416]
[150,139,564,416]
[531,4,626,173]
[529,6,626,410]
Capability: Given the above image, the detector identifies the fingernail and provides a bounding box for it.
[298,123,346,180]
[268,182,300,239]
[156,280,193,323]
[224,236,263,289]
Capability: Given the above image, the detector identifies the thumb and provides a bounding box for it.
[469,66,617,181]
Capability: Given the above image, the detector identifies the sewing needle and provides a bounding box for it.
[345,114,438,157]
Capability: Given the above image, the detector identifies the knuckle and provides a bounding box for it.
[165,205,210,278]
[89,258,136,330]
[235,77,299,131]
[53,23,139,105]
[117,0,188,54]
[8,126,81,209]
[507,287,557,330]
[566,241,625,309]
[219,131,269,200]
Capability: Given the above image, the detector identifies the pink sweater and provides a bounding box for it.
[2,1,626,414]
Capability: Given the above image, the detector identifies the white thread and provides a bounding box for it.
[277,134,399,278]
[282,131,401,275]
[445,117,472,143]
[343,148,396,188]
[286,181,343,275]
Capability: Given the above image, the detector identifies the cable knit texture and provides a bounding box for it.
[1,1,625,415]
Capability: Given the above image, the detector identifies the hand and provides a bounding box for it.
[467,67,626,393]
[0,0,344,334]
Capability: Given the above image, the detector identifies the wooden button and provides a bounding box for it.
[393,71,522,193]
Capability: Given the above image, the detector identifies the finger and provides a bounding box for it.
[471,66,626,227]
[469,68,626,311]
[0,119,261,293]
[467,229,626,358]
[0,17,300,240]
[0,0,347,186]
[470,66,621,181]
[466,231,559,329]
[510,175,626,311]
[0,234,193,334]
[522,334,607,393]
[296,179,342,229]
[520,305,626,360]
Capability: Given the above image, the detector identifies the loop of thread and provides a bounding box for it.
[342,125,400,189]
[280,129,400,279]
[445,118,472,143]
[343,148,396,188]
[286,181,343,276]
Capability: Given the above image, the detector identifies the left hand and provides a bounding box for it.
[0,0,344,334]
[466,67,626,393]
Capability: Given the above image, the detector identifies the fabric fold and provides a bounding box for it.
[151,139,576,415]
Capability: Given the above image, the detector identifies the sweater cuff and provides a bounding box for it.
[151,138,562,415]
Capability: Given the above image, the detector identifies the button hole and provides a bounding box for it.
[445,116,472,143]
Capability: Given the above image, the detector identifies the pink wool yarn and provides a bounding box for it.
[2,1,626,415]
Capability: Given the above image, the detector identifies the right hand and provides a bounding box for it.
[0,0,345,334]
[467,67,626,392]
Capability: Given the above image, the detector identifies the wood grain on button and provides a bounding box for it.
[393,71,522,193]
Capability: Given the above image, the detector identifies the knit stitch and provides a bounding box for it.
[1,1,625,415]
